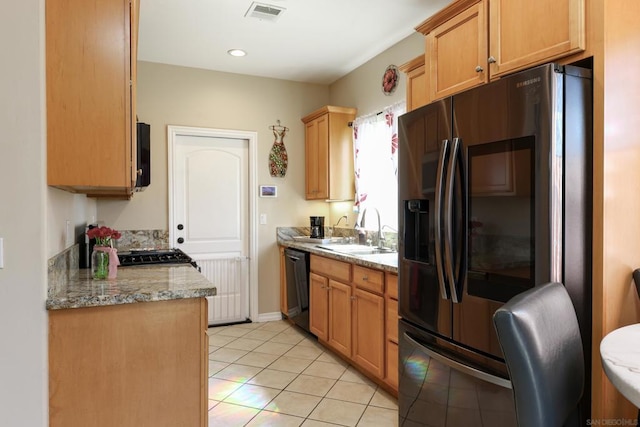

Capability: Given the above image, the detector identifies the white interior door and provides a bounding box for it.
[168,126,257,325]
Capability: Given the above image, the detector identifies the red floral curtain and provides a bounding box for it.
[352,101,405,229]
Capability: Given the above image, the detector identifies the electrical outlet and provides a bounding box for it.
[260,213,267,225]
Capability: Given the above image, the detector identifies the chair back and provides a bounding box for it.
[493,282,584,427]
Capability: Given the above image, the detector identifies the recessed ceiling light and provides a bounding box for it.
[227,49,247,57]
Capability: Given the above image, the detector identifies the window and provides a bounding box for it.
[352,101,405,230]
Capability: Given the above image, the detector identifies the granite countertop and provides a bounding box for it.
[47,264,216,310]
[277,227,398,273]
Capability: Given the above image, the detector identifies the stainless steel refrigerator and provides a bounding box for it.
[397,63,592,426]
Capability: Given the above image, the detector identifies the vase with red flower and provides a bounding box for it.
[86,226,122,280]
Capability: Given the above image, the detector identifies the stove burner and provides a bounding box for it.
[118,248,197,268]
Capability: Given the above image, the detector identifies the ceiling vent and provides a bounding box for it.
[245,2,286,22]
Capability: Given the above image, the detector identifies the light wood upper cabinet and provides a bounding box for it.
[426,0,488,101]
[46,0,139,198]
[417,0,585,101]
[302,106,356,201]
[399,56,428,112]
[489,0,585,78]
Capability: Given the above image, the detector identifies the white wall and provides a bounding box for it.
[0,0,47,424]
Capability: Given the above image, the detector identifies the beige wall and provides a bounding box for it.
[330,33,424,116]
[0,0,47,424]
[98,63,334,316]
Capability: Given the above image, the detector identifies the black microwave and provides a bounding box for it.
[136,122,151,190]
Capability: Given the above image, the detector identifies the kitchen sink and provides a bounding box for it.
[316,244,397,256]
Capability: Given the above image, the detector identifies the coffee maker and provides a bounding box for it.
[309,216,325,239]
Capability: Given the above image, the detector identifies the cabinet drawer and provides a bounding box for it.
[310,255,351,282]
[386,298,398,344]
[386,273,398,300]
[353,265,384,294]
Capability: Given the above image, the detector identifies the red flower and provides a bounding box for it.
[87,226,121,246]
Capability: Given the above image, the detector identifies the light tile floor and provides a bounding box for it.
[207,320,399,427]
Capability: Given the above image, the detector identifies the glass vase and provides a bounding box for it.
[91,246,110,280]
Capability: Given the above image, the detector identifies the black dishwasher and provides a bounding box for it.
[283,248,310,333]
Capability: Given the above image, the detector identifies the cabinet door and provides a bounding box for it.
[46,0,134,196]
[427,1,488,101]
[328,279,352,358]
[309,272,329,341]
[353,288,385,377]
[489,0,585,77]
[305,116,329,200]
[386,340,399,390]
[407,64,428,111]
[386,297,398,344]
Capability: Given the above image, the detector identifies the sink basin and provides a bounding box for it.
[316,244,397,256]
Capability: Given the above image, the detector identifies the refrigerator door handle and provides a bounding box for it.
[444,137,460,303]
[434,139,450,300]
[403,332,512,389]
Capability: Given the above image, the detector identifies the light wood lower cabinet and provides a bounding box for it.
[49,298,208,427]
[310,253,398,394]
[385,273,399,390]
[328,279,353,359]
[353,287,385,377]
[309,272,329,341]
[309,258,353,359]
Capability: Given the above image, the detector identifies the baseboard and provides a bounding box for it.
[256,312,283,323]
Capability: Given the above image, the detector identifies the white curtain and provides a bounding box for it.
[352,101,405,229]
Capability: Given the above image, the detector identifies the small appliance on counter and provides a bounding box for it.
[309,216,324,238]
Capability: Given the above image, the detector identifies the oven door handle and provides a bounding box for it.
[434,139,450,300]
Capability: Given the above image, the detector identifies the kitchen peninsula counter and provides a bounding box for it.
[46,264,216,310]
[48,264,212,427]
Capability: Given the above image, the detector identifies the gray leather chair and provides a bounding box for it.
[493,282,584,427]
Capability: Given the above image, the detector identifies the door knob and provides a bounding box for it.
[177,224,184,230]
[177,237,184,244]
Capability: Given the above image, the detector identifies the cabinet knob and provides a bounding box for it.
[475,65,484,73]
[177,237,184,244]
[350,296,356,301]
[136,169,143,176]
[488,56,496,64]
[177,224,184,230]
[362,275,369,281]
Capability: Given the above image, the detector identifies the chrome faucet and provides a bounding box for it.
[359,207,383,248]
[333,215,348,227]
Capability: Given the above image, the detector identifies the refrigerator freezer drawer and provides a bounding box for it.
[399,320,516,427]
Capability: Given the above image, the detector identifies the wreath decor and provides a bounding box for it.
[382,65,399,95]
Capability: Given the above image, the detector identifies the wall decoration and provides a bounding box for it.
[259,185,277,197]
[382,64,399,95]
[268,120,289,177]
